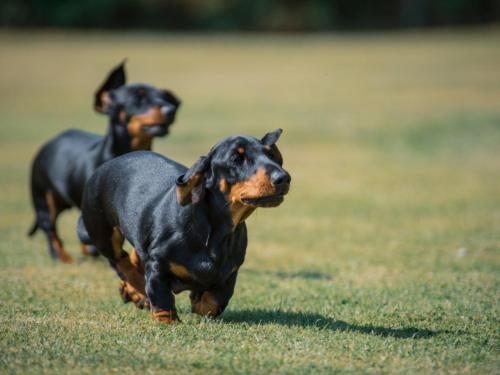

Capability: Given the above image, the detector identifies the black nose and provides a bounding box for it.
[271,170,291,187]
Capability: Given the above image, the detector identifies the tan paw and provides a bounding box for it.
[152,309,180,324]
[118,281,150,310]
[191,291,220,317]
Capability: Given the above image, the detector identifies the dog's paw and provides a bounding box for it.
[152,309,180,324]
[81,243,99,257]
[190,291,220,317]
[118,281,132,303]
[118,281,150,310]
[50,237,74,264]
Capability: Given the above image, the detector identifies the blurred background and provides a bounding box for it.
[1,0,499,30]
[1,2,499,374]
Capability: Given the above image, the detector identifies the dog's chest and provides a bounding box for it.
[171,232,246,289]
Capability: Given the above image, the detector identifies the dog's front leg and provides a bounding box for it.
[145,259,180,324]
[191,270,239,318]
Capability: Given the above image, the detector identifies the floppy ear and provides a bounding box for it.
[176,156,211,206]
[94,60,127,114]
[261,128,283,166]
[161,90,181,108]
[261,128,282,146]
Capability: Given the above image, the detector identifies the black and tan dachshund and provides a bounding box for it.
[28,61,181,263]
[80,129,291,323]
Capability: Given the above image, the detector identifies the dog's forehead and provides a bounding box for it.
[126,83,158,96]
[214,135,262,154]
[113,84,165,108]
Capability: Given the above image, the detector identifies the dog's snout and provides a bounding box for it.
[271,170,291,187]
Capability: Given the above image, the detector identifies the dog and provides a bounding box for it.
[28,61,181,263]
[80,129,291,323]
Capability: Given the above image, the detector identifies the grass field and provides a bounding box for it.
[0,29,499,374]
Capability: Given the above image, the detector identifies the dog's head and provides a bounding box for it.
[176,129,291,226]
[94,60,181,150]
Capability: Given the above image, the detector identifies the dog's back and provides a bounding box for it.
[86,151,185,203]
[82,151,185,255]
[31,129,103,208]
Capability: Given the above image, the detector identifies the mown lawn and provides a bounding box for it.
[0,29,499,374]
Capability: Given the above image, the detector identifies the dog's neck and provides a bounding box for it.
[98,116,152,162]
[186,189,246,261]
[206,189,234,232]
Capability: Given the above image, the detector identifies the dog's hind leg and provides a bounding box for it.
[83,201,148,308]
[31,187,56,259]
[77,216,99,257]
[109,227,149,309]
[31,187,73,263]
[117,248,148,309]
[44,191,73,263]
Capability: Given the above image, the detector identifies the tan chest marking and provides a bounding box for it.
[169,262,192,280]
[230,202,256,227]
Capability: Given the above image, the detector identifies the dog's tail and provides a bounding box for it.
[27,220,38,237]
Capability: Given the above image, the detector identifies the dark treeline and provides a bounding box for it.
[1,0,499,31]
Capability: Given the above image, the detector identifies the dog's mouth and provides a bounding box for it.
[241,194,285,208]
[140,123,170,137]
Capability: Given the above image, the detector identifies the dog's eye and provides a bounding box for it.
[231,153,245,164]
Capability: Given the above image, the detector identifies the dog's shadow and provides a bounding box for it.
[242,268,333,281]
[221,308,437,339]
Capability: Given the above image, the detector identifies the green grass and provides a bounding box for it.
[0,29,499,374]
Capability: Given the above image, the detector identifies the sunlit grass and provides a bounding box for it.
[0,29,499,374]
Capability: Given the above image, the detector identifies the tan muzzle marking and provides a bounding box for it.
[127,106,167,150]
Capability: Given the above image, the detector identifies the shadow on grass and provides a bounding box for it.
[243,268,332,281]
[222,309,437,339]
